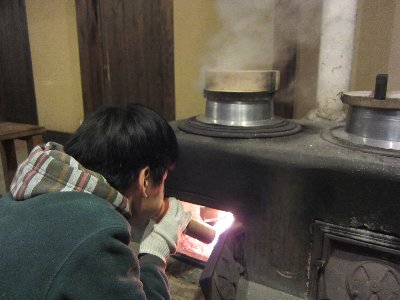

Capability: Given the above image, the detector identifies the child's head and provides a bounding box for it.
[64,103,178,192]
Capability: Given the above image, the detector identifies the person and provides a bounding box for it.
[0,103,191,299]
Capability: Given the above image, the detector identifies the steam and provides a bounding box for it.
[201,0,275,71]
[199,0,354,120]
[199,0,300,92]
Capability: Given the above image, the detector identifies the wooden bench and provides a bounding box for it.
[0,122,46,192]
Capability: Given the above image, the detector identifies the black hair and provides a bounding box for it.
[64,103,178,192]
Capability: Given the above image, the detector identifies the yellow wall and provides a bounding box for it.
[388,3,400,91]
[173,0,220,120]
[351,0,396,91]
[25,0,83,133]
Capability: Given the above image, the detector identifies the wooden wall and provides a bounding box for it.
[75,0,175,120]
[0,0,174,128]
[0,0,38,124]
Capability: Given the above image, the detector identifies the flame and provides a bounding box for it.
[177,201,234,262]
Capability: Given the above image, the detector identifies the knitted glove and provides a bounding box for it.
[139,197,192,263]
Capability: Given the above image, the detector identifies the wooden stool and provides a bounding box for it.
[0,122,46,192]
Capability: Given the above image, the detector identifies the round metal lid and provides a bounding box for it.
[178,117,302,139]
[339,74,400,150]
[340,93,400,149]
[321,126,400,157]
[341,91,400,109]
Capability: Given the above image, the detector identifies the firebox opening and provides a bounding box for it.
[175,200,235,263]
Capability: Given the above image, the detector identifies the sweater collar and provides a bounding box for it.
[10,142,131,219]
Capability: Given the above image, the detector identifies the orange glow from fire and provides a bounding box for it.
[177,201,234,262]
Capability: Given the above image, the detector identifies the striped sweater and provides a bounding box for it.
[10,141,131,218]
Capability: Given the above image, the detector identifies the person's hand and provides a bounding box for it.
[139,197,192,263]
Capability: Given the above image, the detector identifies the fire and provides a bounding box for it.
[177,201,234,262]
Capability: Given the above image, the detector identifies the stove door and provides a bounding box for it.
[309,221,400,300]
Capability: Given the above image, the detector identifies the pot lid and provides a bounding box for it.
[204,70,280,93]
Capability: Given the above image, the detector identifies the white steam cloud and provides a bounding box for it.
[201,0,275,71]
[198,0,303,92]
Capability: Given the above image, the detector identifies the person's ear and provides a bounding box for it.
[138,166,150,198]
